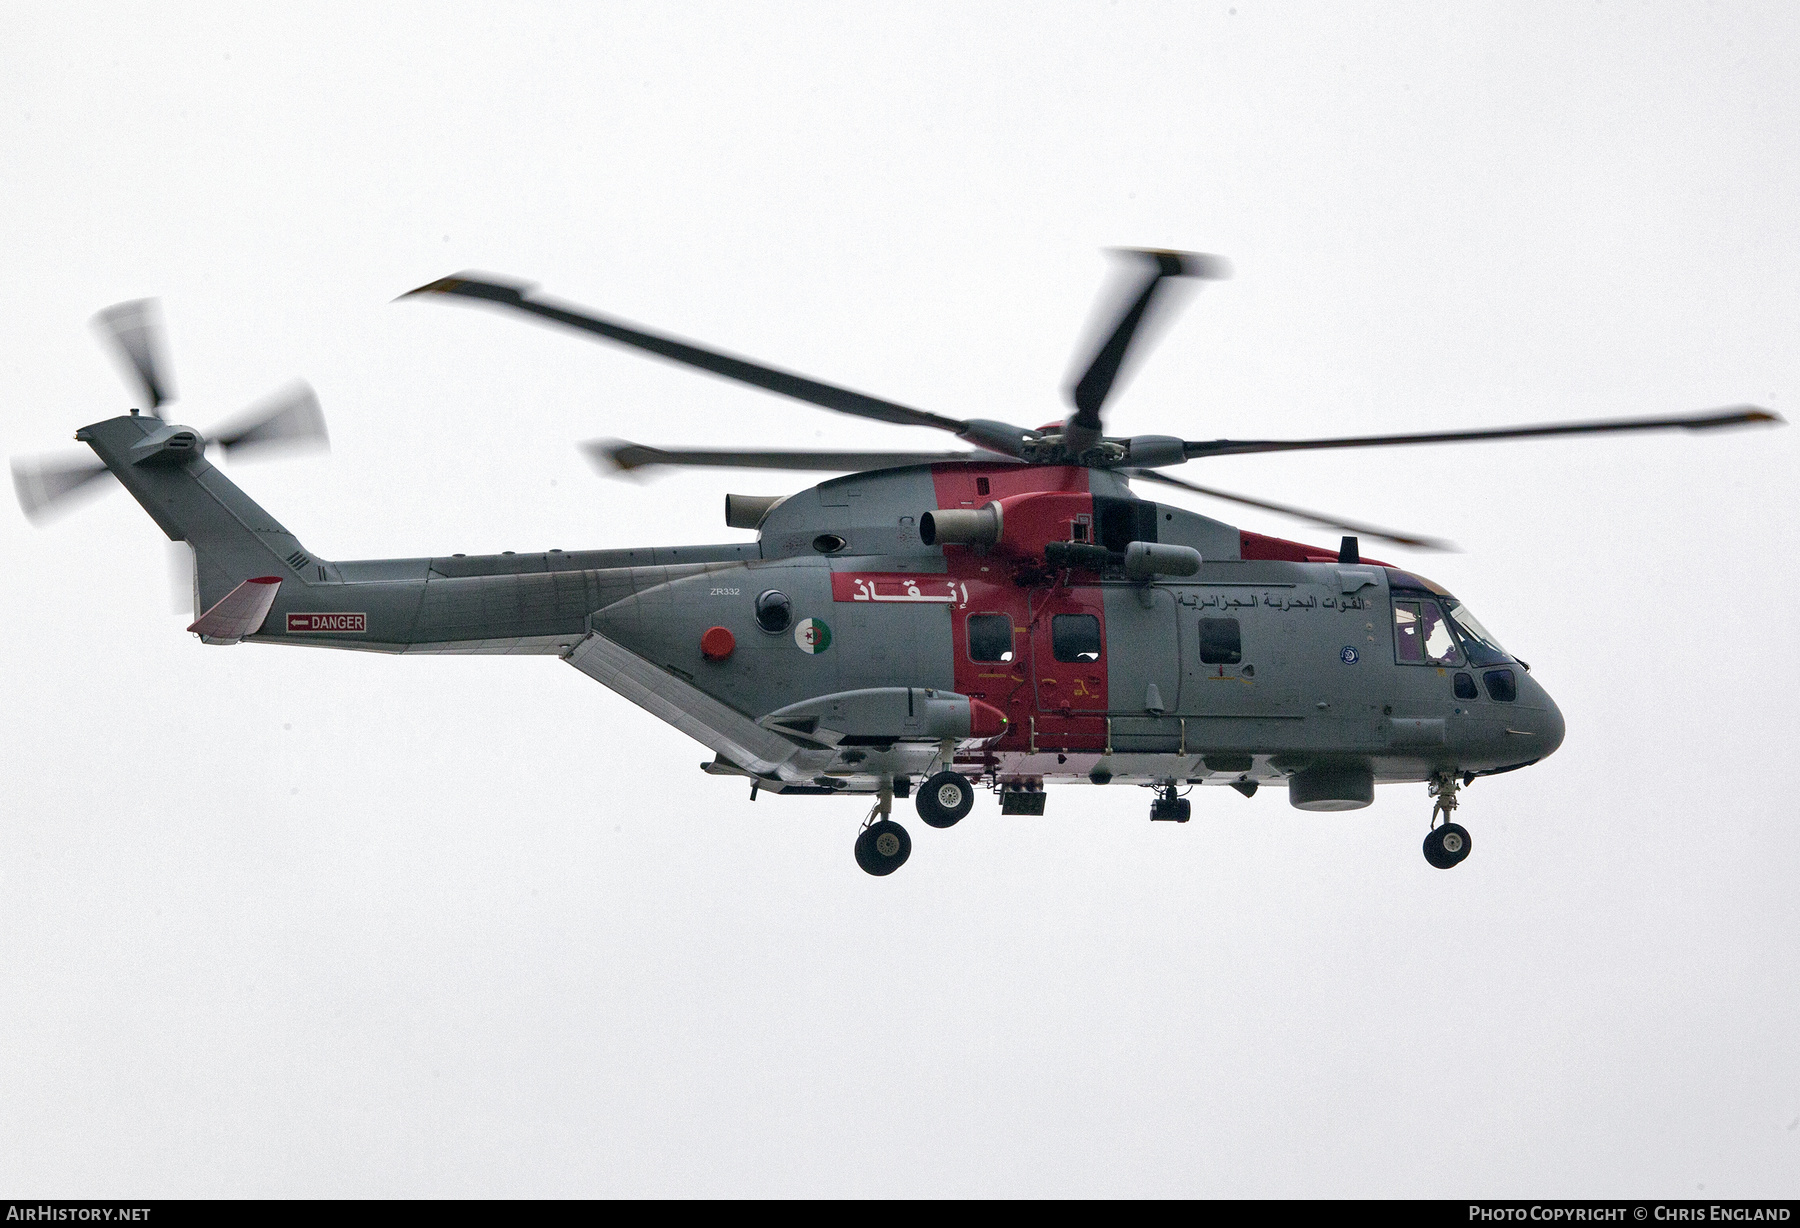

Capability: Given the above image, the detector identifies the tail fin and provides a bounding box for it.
[78,413,331,613]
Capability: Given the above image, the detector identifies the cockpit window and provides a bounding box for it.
[1444,600,1511,667]
[1394,599,1464,667]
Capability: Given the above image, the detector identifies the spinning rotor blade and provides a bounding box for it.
[1182,406,1782,460]
[11,454,114,522]
[1127,467,1455,551]
[591,440,1002,475]
[14,384,330,524]
[207,381,329,458]
[92,299,175,411]
[1069,249,1229,435]
[404,274,1024,448]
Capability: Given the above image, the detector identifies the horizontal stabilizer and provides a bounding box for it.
[187,576,282,643]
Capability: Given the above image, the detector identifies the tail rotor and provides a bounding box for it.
[11,299,329,524]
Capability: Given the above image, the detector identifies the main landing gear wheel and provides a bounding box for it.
[855,819,912,876]
[916,770,975,829]
[1423,822,1471,869]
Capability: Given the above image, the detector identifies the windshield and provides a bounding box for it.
[1444,600,1511,666]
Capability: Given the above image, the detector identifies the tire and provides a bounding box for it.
[855,819,912,876]
[916,770,975,829]
[1423,822,1472,869]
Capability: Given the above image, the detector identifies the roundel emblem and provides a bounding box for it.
[1340,645,1359,664]
[794,617,833,654]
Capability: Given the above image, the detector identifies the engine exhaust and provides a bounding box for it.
[920,501,1003,548]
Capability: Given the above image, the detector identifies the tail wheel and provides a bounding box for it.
[855,819,912,876]
[916,770,975,829]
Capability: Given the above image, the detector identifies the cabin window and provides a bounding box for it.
[1199,618,1242,665]
[1483,669,1518,703]
[967,613,1015,662]
[755,589,792,634]
[1453,671,1479,700]
[1052,613,1101,662]
[1393,599,1463,666]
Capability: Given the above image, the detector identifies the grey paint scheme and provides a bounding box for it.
[1093,563,1563,788]
[79,412,1563,797]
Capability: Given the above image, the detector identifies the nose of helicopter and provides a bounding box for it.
[1518,669,1566,760]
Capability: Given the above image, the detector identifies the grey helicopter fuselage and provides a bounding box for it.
[79,410,1563,810]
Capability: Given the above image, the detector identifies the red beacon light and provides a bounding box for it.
[701,626,735,661]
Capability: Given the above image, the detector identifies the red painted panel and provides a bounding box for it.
[929,462,1090,510]
[927,463,1108,753]
[1026,586,1108,716]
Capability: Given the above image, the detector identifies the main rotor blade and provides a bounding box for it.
[1127,468,1456,551]
[208,381,329,458]
[11,454,115,522]
[405,273,1008,444]
[1069,249,1229,432]
[589,440,1005,475]
[92,299,175,411]
[1183,406,1783,460]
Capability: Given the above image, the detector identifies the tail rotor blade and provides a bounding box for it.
[92,299,175,412]
[11,454,115,522]
[209,381,329,458]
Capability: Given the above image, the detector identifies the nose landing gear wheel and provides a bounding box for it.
[1423,821,1471,869]
[855,819,912,876]
[916,770,975,829]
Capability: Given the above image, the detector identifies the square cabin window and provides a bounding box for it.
[1052,613,1101,662]
[967,613,1015,662]
[1199,618,1242,665]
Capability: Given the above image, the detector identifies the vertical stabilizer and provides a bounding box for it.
[77,413,328,612]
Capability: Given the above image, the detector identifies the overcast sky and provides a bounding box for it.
[3,1,1797,1198]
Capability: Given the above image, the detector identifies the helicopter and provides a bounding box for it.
[12,251,1781,876]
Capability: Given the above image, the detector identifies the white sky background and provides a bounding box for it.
[2,1,1797,1198]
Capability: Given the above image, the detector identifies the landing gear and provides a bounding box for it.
[1150,783,1190,822]
[1423,822,1471,869]
[1423,772,1471,869]
[855,781,912,875]
[916,770,975,829]
[855,819,912,875]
